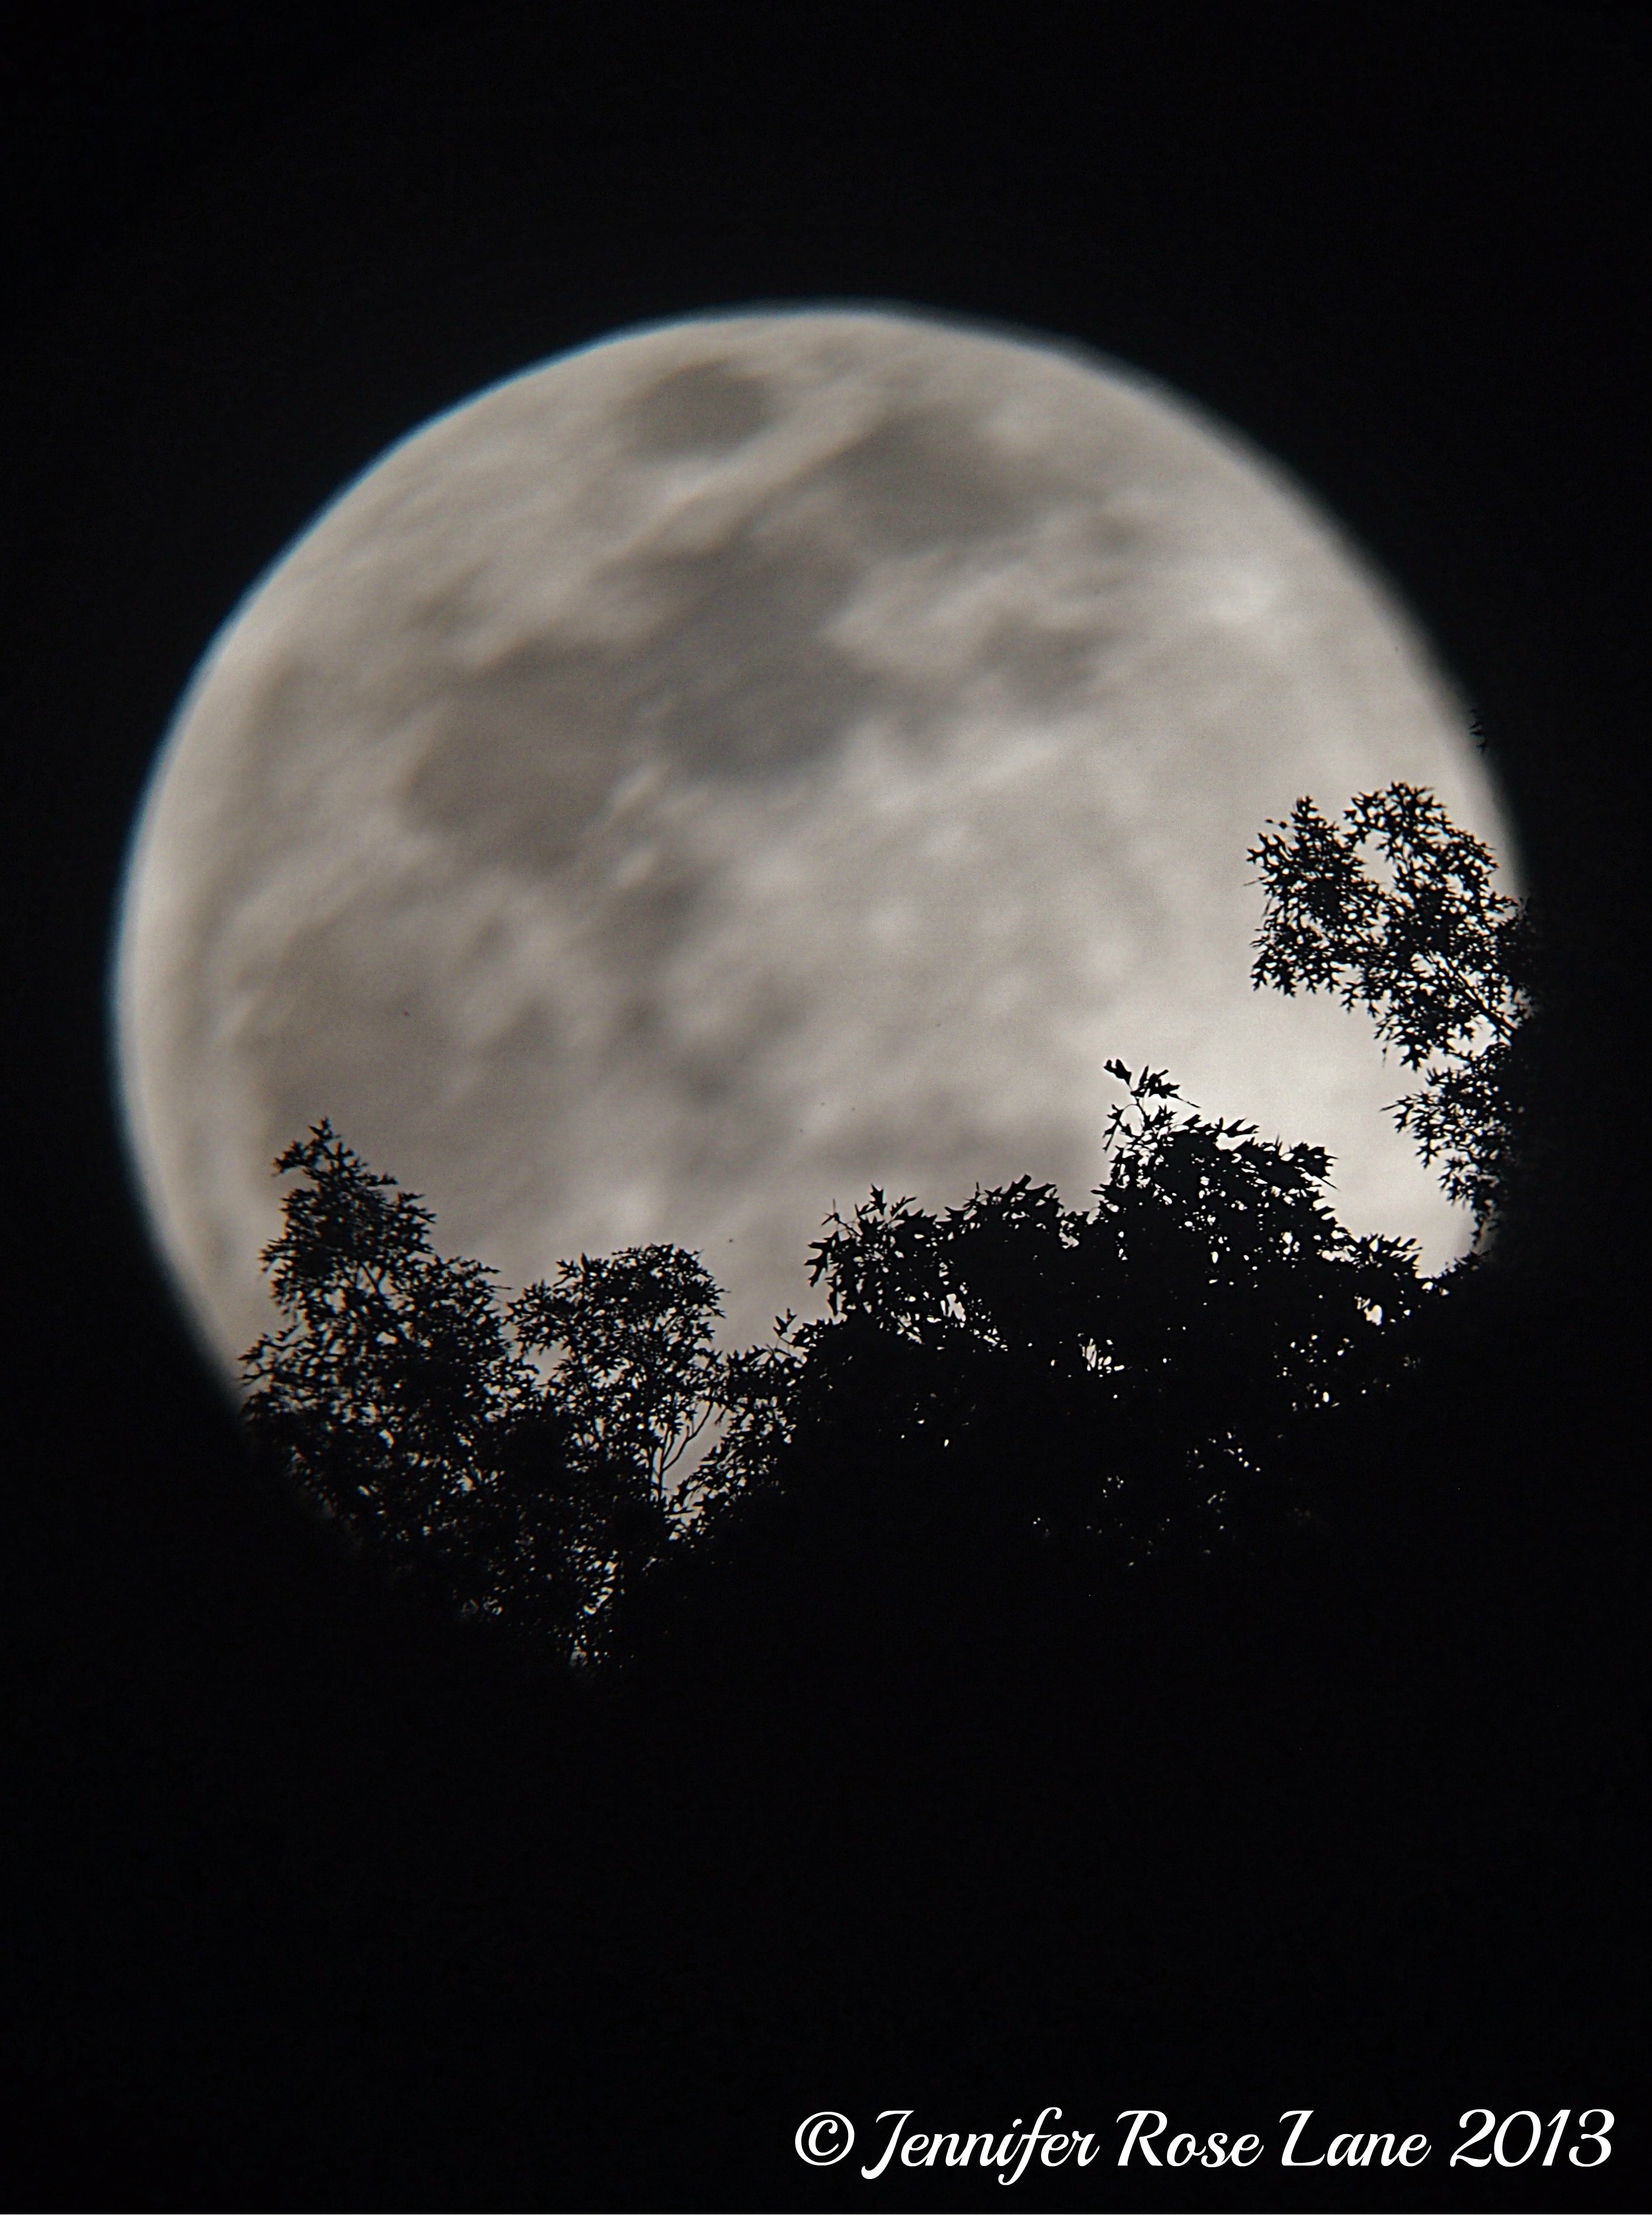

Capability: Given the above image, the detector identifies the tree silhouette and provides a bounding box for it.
[241,1071,1441,1641]
[241,1126,734,1659]
[1249,782,1543,1238]
[241,1123,537,1613]
[740,1060,1425,1567]
[240,786,1538,1657]
[508,1247,726,1501]
[504,1247,730,1650]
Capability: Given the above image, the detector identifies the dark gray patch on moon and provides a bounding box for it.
[623,361,776,456]
[625,527,881,780]
[829,404,1049,550]
[404,639,634,874]
[976,606,1113,710]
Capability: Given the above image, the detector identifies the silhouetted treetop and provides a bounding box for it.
[242,1123,535,1600]
[242,1126,735,1661]
[771,1063,1424,1521]
[510,1246,725,1500]
[1249,782,1542,1234]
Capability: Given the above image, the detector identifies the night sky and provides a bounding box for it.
[4,7,1646,2209]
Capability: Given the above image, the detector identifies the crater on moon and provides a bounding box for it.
[114,306,1513,1385]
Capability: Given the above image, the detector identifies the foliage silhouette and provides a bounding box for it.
[240,1123,537,1615]
[509,1246,725,1499]
[241,785,1542,1662]
[1249,780,1544,1239]
[504,1245,730,1652]
[672,1061,1427,1594]
[241,1126,734,1661]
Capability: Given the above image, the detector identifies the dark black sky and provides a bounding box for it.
[3,7,1647,2209]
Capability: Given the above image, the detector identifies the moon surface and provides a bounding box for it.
[116,307,1512,1386]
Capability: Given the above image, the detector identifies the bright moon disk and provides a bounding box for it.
[116,307,1512,1386]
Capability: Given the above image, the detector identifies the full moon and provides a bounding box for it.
[115,307,1511,1385]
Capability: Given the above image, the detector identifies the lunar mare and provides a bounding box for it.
[116,308,1513,1384]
